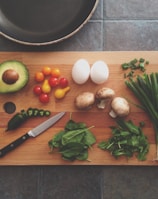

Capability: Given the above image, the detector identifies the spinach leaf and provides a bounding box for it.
[82,130,96,146]
[61,126,94,146]
[65,120,86,131]
[60,142,86,160]
[49,130,66,148]
[61,129,86,145]
[48,117,96,161]
[77,149,88,161]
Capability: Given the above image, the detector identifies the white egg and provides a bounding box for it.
[72,59,90,84]
[90,61,109,84]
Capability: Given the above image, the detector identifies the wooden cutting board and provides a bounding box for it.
[0,51,158,166]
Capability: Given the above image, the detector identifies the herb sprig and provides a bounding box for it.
[98,119,149,161]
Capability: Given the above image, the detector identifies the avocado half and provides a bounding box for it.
[0,60,29,93]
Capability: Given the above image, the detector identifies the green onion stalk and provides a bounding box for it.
[125,73,158,160]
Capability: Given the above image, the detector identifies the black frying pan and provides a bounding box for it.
[0,0,98,45]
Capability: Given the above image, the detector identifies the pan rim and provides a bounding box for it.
[0,0,99,46]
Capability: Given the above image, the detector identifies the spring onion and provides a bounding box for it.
[125,73,158,160]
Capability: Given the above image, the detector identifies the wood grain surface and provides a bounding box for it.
[0,51,158,166]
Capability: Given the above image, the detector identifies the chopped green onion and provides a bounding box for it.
[122,63,129,70]
[122,58,149,79]
[139,58,145,63]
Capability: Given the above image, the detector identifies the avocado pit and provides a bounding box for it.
[2,69,19,84]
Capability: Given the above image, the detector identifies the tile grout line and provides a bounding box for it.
[100,168,105,199]
[101,0,104,51]
[37,167,44,199]
[90,19,158,22]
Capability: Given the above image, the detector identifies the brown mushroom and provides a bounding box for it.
[75,92,95,110]
[109,97,130,118]
[95,87,115,109]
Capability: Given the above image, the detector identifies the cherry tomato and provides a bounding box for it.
[33,85,42,95]
[42,66,51,76]
[48,77,59,87]
[39,93,49,103]
[42,79,51,93]
[51,68,61,78]
[35,72,44,82]
[54,87,70,99]
[59,77,69,88]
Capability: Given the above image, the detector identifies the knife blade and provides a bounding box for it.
[0,112,65,157]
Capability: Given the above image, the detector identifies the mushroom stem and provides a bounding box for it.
[109,109,117,118]
[95,87,115,109]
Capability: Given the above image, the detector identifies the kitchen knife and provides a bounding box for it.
[0,112,65,157]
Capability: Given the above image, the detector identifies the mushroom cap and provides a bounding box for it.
[95,87,115,99]
[75,92,95,110]
[95,87,115,109]
[110,97,130,117]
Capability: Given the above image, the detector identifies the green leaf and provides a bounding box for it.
[61,129,86,145]
[48,116,95,161]
[65,120,87,131]
[76,150,88,161]
[60,142,85,161]
[82,130,96,146]
[61,126,94,146]
[65,120,78,131]
[98,141,108,149]
[51,130,66,148]
[98,120,149,161]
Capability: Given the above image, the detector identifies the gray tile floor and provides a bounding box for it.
[0,0,158,198]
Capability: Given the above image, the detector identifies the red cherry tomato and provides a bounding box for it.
[48,77,59,87]
[59,77,69,88]
[33,85,42,95]
[39,93,49,103]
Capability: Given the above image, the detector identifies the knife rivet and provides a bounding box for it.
[10,144,14,147]
[23,136,26,140]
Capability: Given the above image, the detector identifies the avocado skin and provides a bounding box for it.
[0,60,29,93]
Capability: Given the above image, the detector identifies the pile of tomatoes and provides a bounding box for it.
[33,66,69,103]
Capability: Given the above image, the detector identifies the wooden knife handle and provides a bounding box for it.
[0,133,30,158]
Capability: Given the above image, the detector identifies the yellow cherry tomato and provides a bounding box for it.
[54,87,70,99]
[42,79,51,93]
[42,66,52,76]
[35,72,44,82]
[51,68,61,78]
